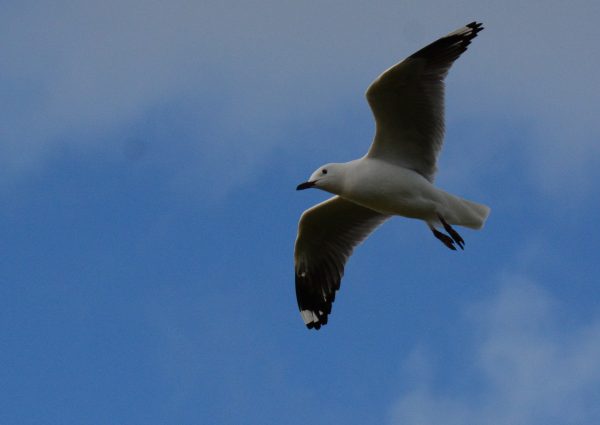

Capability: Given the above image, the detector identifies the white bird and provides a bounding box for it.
[294,22,490,330]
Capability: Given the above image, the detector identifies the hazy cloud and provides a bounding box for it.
[2,1,599,195]
[389,278,600,425]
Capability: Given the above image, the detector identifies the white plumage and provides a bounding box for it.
[295,22,490,330]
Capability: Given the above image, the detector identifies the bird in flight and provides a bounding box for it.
[294,22,490,330]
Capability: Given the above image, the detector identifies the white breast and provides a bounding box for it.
[340,157,442,220]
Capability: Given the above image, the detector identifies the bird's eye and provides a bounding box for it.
[322,169,328,175]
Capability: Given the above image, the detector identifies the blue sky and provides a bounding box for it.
[2,1,600,424]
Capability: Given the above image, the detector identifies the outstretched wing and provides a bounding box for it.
[294,196,389,329]
[366,22,483,181]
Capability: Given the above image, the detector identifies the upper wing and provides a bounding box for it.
[365,22,483,182]
[294,196,389,330]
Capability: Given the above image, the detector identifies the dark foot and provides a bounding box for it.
[432,228,456,250]
[438,215,465,250]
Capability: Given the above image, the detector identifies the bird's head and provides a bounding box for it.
[296,163,344,194]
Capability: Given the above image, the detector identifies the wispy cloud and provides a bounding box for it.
[0,2,355,195]
[2,1,599,197]
[389,277,600,425]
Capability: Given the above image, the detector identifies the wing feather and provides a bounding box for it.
[294,196,389,329]
[366,22,483,181]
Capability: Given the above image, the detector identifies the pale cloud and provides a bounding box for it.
[389,278,600,425]
[1,1,599,196]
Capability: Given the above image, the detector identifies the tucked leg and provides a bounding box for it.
[438,215,465,250]
[430,226,457,250]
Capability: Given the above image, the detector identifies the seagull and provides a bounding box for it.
[294,22,490,330]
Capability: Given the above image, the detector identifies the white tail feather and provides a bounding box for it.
[443,194,490,229]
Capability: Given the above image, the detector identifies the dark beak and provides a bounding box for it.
[296,181,316,191]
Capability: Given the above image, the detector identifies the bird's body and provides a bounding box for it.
[294,22,490,330]
[329,158,438,218]
[320,157,488,228]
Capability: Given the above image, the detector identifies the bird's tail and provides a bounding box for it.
[442,193,490,229]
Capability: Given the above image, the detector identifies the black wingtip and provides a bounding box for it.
[466,21,484,30]
[408,21,484,63]
[307,322,321,330]
[295,267,336,331]
[303,309,329,330]
[462,22,484,40]
[465,22,484,40]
